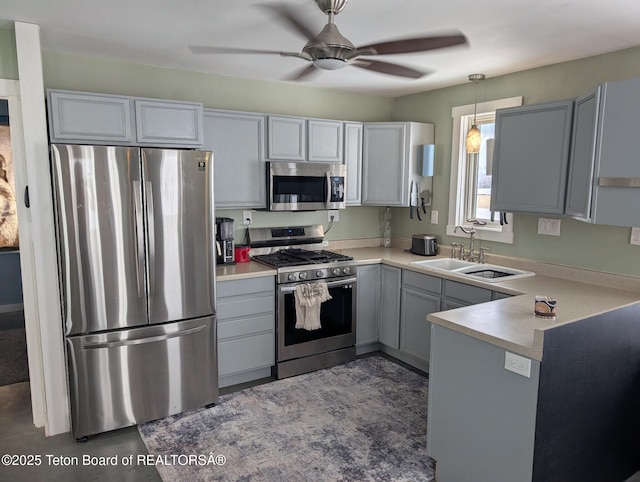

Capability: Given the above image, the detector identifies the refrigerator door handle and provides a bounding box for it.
[145,181,156,296]
[82,324,207,349]
[133,180,145,298]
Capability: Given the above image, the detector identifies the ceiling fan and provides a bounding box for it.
[189,0,468,81]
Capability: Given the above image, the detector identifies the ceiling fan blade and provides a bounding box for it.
[284,64,318,81]
[257,3,319,41]
[350,59,429,79]
[355,33,468,56]
[189,45,310,61]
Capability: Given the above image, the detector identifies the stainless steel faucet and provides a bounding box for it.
[454,226,477,261]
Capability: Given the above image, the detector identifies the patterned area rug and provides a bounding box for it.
[139,356,434,481]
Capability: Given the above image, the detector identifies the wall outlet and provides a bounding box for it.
[430,210,439,224]
[631,227,640,246]
[328,210,339,222]
[242,210,252,225]
[504,351,532,378]
[537,217,561,236]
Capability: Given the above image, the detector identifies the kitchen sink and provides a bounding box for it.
[409,258,477,271]
[409,258,535,283]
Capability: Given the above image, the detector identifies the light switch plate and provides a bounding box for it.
[537,217,561,236]
[430,210,439,224]
[631,227,640,246]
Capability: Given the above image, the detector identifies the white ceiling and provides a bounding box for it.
[2,0,640,97]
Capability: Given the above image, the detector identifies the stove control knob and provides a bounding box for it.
[299,271,309,280]
[343,266,351,275]
[288,273,297,281]
[333,268,342,276]
[315,270,324,278]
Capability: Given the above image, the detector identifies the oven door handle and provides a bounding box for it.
[280,277,357,293]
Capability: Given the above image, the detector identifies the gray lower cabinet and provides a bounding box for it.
[202,109,266,209]
[400,271,441,365]
[428,324,540,482]
[442,279,493,310]
[378,265,402,349]
[217,276,275,388]
[491,100,574,215]
[356,264,380,352]
[47,89,204,147]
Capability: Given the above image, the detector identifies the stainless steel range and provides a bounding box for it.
[249,225,357,379]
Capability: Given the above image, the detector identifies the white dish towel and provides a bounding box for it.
[294,282,332,331]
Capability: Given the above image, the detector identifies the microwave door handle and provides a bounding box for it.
[325,172,331,209]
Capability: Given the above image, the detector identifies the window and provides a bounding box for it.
[447,96,522,244]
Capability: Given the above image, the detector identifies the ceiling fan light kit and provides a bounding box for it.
[465,73,485,154]
[189,0,468,81]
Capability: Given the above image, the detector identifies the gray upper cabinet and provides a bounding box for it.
[491,100,574,215]
[344,122,363,205]
[47,89,204,148]
[362,122,434,206]
[267,115,306,161]
[48,90,135,144]
[134,99,203,147]
[307,118,343,163]
[566,89,600,220]
[202,109,266,209]
[575,78,640,227]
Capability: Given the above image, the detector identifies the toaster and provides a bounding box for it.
[411,234,438,256]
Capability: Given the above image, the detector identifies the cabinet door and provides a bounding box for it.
[491,100,573,214]
[203,110,266,209]
[344,122,363,205]
[379,265,401,349]
[48,90,135,144]
[267,115,306,161]
[566,89,599,220]
[362,123,407,206]
[592,78,640,227]
[356,264,380,346]
[400,287,439,363]
[135,99,204,146]
[308,119,343,163]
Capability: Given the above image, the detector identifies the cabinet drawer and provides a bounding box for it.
[217,295,274,320]
[403,269,442,294]
[218,313,274,340]
[444,280,492,305]
[218,332,275,376]
[217,276,274,298]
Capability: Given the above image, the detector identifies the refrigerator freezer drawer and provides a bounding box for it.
[66,316,218,439]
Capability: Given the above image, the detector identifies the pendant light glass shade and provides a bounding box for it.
[466,74,485,154]
[465,125,481,153]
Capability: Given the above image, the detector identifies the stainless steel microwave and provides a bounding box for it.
[267,162,346,211]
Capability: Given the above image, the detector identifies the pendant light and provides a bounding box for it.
[465,73,485,154]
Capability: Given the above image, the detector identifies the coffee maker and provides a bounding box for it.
[215,217,235,265]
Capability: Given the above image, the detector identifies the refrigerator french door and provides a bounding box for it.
[51,145,217,439]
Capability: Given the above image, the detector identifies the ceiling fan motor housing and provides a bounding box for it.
[314,0,349,15]
[304,22,354,69]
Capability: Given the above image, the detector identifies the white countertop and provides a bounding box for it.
[216,247,640,361]
[336,247,640,361]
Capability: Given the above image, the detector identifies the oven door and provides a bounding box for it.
[277,276,356,362]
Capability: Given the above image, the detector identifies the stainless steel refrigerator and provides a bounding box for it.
[51,144,217,440]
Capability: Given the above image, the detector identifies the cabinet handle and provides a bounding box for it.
[24,186,30,208]
[598,177,640,188]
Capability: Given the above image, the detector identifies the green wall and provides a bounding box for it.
[392,46,640,277]
[0,26,18,80]
[35,46,640,276]
[41,50,391,242]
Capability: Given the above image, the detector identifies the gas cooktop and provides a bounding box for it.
[252,248,353,269]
